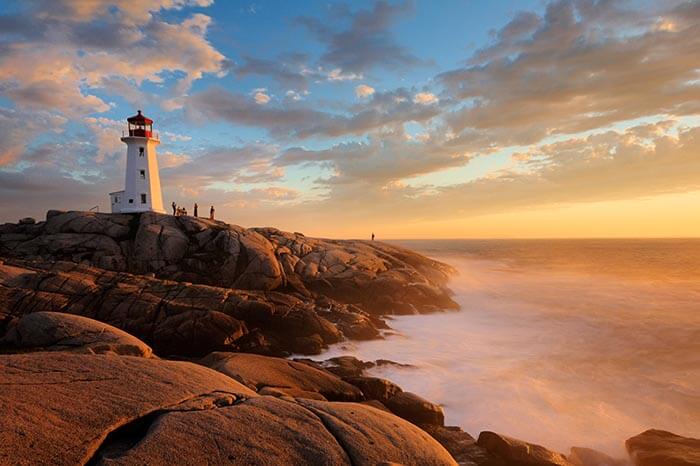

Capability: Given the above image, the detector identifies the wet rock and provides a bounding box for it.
[569,447,630,466]
[199,352,363,401]
[477,431,573,466]
[320,355,376,377]
[626,429,700,466]
[18,217,36,225]
[0,311,153,357]
[298,399,458,465]
[422,425,502,466]
[345,376,403,404]
[0,352,256,466]
[386,391,445,426]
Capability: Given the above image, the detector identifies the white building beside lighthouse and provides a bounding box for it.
[109,110,165,213]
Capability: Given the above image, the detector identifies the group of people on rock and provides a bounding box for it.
[171,201,215,220]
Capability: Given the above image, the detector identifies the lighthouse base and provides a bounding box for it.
[109,190,165,214]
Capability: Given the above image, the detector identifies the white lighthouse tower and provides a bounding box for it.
[109,110,165,213]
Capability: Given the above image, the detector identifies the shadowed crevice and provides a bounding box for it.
[84,391,248,465]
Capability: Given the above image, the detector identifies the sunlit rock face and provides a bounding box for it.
[0,259,349,357]
[0,209,457,357]
[0,350,458,466]
[626,430,700,466]
[0,210,457,316]
[0,311,153,357]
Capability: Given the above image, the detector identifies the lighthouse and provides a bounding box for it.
[109,111,165,214]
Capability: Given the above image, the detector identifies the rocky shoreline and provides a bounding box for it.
[1,211,698,465]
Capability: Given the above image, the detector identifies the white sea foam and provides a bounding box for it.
[320,239,700,457]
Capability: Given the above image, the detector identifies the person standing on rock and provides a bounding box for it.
[171,201,176,216]
[209,205,215,220]
[371,232,375,241]
[194,203,198,217]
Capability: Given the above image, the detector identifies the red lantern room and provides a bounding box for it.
[126,110,154,138]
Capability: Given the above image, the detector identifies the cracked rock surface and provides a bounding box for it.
[198,351,363,401]
[0,209,460,357]
[0,259,358,357]
[0,349,457,466]
[0,210,458,317]
[0,352,256,466]
[0,311,153,357]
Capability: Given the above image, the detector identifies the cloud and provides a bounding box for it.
[276,128,470,186]
[188,86,442,139]
[29,0,215,26]
[2,0,700,237]
[296,0,422,73]
[413,92,438,105]
[0,0,226,186]
[164,132,193,142]
[162,144,283,193]
[438,0,700,147]
[83,117,124,163]
[284,90,308,102]
[234,54,311,91]
[355,84,376,98]
[0,3,226,116]
[0,108,67,166]
[326,68,362,81]
[266,121,700,228]
[252,89,271,105]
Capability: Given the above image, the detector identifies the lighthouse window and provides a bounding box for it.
[139,169,145,179]
[139,147,144,157]
[128,199,134,204]
[141,194,147,204]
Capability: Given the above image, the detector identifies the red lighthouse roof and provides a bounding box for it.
[127,110,153,125]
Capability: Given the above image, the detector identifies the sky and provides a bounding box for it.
[0,0,699,238]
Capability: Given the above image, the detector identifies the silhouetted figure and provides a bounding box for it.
[171,201,176,215]
[193,203,198,217]
[371,232,375,241]
[210,205,215,220]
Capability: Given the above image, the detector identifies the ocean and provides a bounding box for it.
[319,239,700,457]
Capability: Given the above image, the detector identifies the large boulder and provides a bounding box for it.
[44,211,132,239]
[199,352,363,401]
[298,399,458,465]
[626,429,700,466]
[13,233,122,258]
[477,432,573,466]
[0,210,458,317]
[0,352,256,466]
[233,230,284,290]
[93,396,352,465]
[422,424,502,466]
[0,351,461,465]
[0,259,346,357]
[0,311,153,357]
[345,375,403,404]
[385,391,445,426]
[133,217,189,269]
[568,447,630,466]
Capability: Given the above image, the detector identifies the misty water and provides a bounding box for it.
[319,239,700,457]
